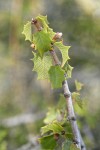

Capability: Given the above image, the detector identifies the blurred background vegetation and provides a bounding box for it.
[0,0,100,149]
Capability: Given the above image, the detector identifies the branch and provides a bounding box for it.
[62,80,81,149]
[32,18,86,150]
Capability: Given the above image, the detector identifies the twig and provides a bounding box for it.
[32,18,86,150]
[62,80,81,149]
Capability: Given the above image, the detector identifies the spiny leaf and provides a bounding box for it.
[75,80,84,91]
[22,21,32,42]
[54,41,70,67]
[72,92,83,109]
[36,15,56,38]
[39,134,57,150]
[36,15,49,31]
[32,53,52,80]
[48,66,65,88]
[63,62,73,78]
[33,29,51,57]
[41,121,64,135]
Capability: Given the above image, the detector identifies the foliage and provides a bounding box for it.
[22,14,86,150]
[22,14,72,88]
[1,0,100,149]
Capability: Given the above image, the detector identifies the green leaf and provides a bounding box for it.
[62,140,72,150]
[72,92,83,109]
[22,21,32,42]
[39,134,57,150]
[32,53,52,80]
[36,15,55,39]
[44,108,59,124]
[62,140,80,150]
[63,62,73,78]
[70,144,80,150]
[33,30,51,57]
[57,94,66,110]
[41,121,64,135]
[54,41,70,67]
[36,15,49,31]
[48,66,65,88]
[75,80,84,91]
[48,27,56,39]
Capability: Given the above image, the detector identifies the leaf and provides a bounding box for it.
[63,62,73,78]
[44,108,59,124]
[39,134,57,150]
[62,140,72,150]
[70,144,80,150]
[22,21,32,42]
[72,92,83,109]
[54,41,70,67]
[33,29,51,57]
[48,66,65,88]
[32,53,52,80]
[75,80,84,91]
[48,27,56,39]
[57,94,66,110]
[36,15,49,31]
[41,121,64,135]
[62,140,80,150]
[36,15,56,39]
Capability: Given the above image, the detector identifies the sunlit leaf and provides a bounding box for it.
[32,53,52,80]
[75,80,84,91]
[22,21,32,42]
[41,121,64,135]
[54,41,70,67]
[48,66,65,88]
[36,15,49,31]
[33,29,51,57]
[39,134,57,150]
[44,108,59,124]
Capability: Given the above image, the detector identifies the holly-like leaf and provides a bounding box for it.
[36,14,56,39]
[72,92,83,109]
[36,15,49,31]
[32,53,52,80]
[41,121,64,135]
[39,134,57,150]
[22,21,32,42]
[54,41,70,67]
[33,29,51,57]
[75,80,84,91]
[63,62,73,78]
[48,66,65,88]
